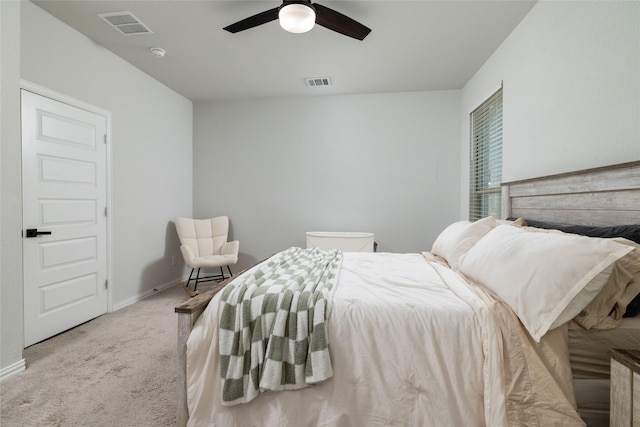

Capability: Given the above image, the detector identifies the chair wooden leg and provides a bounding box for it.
[182,268,200,298]
[183,265,232,297]
[182,283,199,298]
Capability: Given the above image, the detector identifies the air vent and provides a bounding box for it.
[305,77,332,87]
[98,12,153,36]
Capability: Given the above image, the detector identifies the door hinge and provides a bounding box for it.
[104,207,107,217]
[104,134,107,144]
[104,280,108,289]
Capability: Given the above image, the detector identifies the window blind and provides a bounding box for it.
[469,88,503,221]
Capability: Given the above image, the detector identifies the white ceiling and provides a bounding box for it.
[33,1,536,102]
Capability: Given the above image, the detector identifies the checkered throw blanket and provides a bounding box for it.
[218,246,343,405]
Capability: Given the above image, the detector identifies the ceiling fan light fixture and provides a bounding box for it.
[278,3,316,34]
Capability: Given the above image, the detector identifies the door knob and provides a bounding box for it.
[25,228,52,238]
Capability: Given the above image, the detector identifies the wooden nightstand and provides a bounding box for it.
[609,349,640,426]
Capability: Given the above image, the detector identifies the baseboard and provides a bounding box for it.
[112,277,186,311]
[0,358,26,382]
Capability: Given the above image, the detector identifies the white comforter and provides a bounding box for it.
[186,252,584,426]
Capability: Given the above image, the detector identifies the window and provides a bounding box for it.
[469,88,502,221]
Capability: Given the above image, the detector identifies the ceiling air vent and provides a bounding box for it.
[305,77,332,87]
[98,12,153,36]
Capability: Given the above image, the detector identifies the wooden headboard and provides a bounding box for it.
[501,161,640,226]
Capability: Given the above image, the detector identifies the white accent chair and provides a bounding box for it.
[175,216,239,293]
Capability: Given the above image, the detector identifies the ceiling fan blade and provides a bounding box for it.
[223,7,279,33]
[313,3,371,40]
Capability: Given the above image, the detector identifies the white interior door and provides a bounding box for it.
[22,89,108,347]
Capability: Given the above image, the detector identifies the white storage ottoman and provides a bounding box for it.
[305,231,375,252]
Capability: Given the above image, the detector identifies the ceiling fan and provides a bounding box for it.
[223,0,371,41]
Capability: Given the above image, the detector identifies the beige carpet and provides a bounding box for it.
[1,284,206,426]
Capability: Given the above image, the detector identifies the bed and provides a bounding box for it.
[501,160,640,426]
[175,161,640,427]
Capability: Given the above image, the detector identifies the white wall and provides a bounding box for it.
[1,0,25,378]
[194,91,461,269]
[460,0,640,216]
[19,4,193,305]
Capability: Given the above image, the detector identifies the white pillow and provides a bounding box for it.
[550,263,614,329]
[457,225,633,342]
[431,220,470,260]
[431,216,496,268]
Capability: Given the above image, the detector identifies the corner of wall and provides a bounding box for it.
[1,0,25,374]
